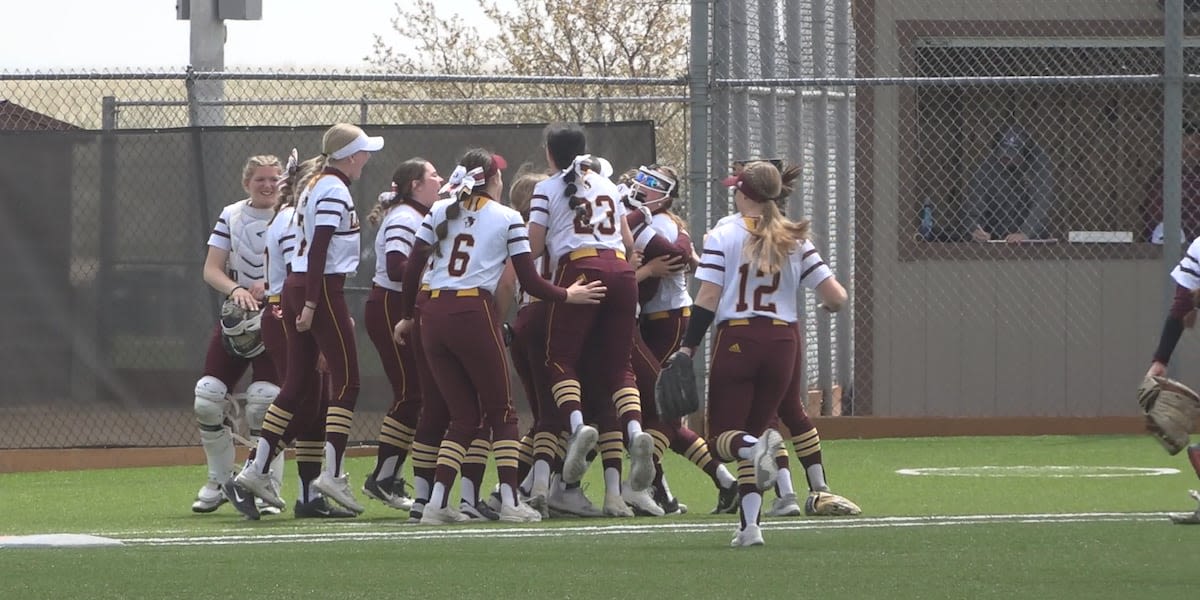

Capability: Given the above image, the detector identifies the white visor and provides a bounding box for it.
[330,133,384,160]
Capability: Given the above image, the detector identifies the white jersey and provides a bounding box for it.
[416,196,531,294]
[695,217,833,324]
[1171,236,1200,290]
[642,212,693,314]
[207,199,274,285]
[530,170,626,259]
[291,172,360,275]
[372,203,427,292]
[265,206,300,297]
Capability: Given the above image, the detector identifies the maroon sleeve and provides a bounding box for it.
[386,250,407,283]
[512,253,568,302]
[626,206,647,230]
[1169,283,1196,320]
[399,241,432,319]
[304,226,335,306]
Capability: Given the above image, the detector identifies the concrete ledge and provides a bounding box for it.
[0,417,1157,473]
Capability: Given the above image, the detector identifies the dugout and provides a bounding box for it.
[856,1,1200,417]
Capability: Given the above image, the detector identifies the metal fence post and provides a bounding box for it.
[811,0,833,415]
[833,0,853,413]
[689,0,712,424]
[1163,0,1185,353]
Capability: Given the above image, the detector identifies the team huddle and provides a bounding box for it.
[189,122,861,546]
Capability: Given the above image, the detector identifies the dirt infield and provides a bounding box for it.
[0,416,1156,473]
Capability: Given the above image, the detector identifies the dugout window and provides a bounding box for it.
[902,38,1198,261]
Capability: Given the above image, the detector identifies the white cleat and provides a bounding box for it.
[765,493,803,517]
[191,482,227,513]
[603,493,635,518]
[750,429,783,491]
[256,500,283,516]
[627,432,655,492]
[234,464,286,509]
[563,426,598,484]
[622,482,665,517]
[730,523,765,547]
[1169,489,1200,524]
[548,484,605,518]
[312,472,365,515]
[419,503,470,525]
[499,502,544,523]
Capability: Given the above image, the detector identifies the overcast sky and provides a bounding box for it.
[0,0,491,70]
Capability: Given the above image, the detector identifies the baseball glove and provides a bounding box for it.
[655,350,700,419]
[1137,375,1200,455]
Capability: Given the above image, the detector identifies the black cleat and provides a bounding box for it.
[294,496,358,519]
[653,485,687,515]
[221,478,260,521]
[711,483,738,515]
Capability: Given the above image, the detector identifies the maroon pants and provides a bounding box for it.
[259,300,325,443]
[776,322,812,431]
[420,291,518,445]
[546,250,639,405]
[273,273,360,434]
[412,291,451,447]
[706,318,797,459]
[364,285,422,428]
[638,308,690,366]
[510,301,556,433]
[201,322,278,389]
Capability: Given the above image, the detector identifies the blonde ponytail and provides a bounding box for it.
[744,198,810,275]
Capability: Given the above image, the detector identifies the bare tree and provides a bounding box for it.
[366,0,689,168]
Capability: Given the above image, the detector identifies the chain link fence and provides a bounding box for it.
[0,75,669,449]
[3,0,1200,450]
[701,0,1200,418]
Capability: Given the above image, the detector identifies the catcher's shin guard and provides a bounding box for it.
[194,376,235,485]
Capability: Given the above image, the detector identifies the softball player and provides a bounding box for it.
[708,161,857,518]
[237,153,355,519]
[361,158,444,512]
[623,164,740,515]
[677,161,846,546]
[393,148,604,524]
[192,155,283,515]
[1146,235,1200,523]
[236,124,384,514]
[526,123,655,493]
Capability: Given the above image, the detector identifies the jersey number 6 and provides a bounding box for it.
[449,233,475,276]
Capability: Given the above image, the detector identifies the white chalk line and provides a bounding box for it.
[114,512,1175,547]
[895,466,1181,478]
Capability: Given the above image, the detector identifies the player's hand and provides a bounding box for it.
[1147,361,1167,378]
[1005,232,1029,243]
[644,255,685,278]
[971,227,991,242]
[630,250,644,270]
[229,286,260,311]
[393,318,413,345]
[565,280,606,304]
[296,306,315,332]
